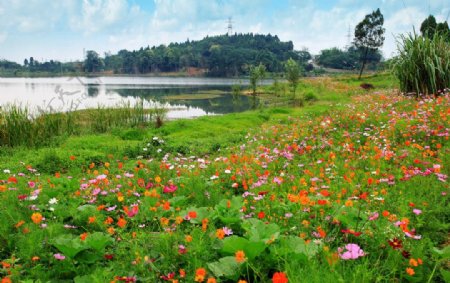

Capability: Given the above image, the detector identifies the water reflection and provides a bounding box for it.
[0,77,260,119]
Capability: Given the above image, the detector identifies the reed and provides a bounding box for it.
[0,100,165,148]
[392,32,450,96]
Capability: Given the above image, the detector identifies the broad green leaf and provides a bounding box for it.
[207,256,241,280]
[75,250,103,264]
[51,234,88,259]
[243,219,280,243]
[85,232,114,252]
[273,236,319,259]
[221,236,266,260]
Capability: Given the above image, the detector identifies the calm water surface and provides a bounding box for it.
[0,77,261,119]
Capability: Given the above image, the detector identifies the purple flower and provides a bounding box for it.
[222,227,233,236]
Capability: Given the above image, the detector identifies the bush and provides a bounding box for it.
[392,32,450,96]
[35,150,68,174]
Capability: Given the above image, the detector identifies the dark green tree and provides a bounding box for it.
[84,50,103,72]
[420,15,437,37]
[354,8,385,79]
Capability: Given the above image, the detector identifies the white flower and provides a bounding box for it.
[49,198,58,205]
[3,169,10,174]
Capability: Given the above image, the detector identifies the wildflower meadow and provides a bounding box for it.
[0,78,449,282]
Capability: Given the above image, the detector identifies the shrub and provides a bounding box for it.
[392,32,450,96]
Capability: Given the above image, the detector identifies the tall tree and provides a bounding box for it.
[354,8,385,79]
[84,50,103,72]
[284,58,302,98]
[249,63,266,96]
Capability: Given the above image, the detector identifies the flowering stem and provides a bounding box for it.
[427,261,439,283]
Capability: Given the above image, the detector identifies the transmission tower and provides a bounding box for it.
[346,25,352,49]
[227,17,233,36]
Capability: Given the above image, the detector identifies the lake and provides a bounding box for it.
[0,76,262,119]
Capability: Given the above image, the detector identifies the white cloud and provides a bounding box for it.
[69,0,129,33]
[1,0,449,62]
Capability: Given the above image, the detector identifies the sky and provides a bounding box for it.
[0,0,449,63]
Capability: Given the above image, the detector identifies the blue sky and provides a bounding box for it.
[0,0,449,63]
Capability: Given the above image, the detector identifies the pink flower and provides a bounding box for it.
[28,181,36,188]
[369,212,379,221]
[412,209,422,215]
[54,253,66,260]
[163,184,178,193]
[339,243,365,260]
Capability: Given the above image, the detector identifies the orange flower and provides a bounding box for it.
[179,269,186,278]
[235,250,246,263]
[160,217,169,226]
[31,256,40,261]
[188,211,197,219]
[88,216,96,224]
[80,232,88,241]
[216,229,225,240]
[15,220,25,228]
[185,235,193,242]
[117,217,127,228]
[237,280,248,283]
[195,268,206,282]
[163,201,171,211]
[107,227,115,235]
[155,176,161,183]
[31,212,43,224]
[201,218,209,232]
[104,217,114,225]
[1,277,12,283]
[272,271,288,283]
[206,278,217,283]
[406,267,415,276]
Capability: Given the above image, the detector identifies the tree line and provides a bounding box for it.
[86,33,313,77]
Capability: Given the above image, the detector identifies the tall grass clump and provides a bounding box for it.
[0,100,166,148]
[392,32,450,96]
[0,105,33,146]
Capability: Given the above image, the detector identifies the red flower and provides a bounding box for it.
[388,238,403,250]
[272,271,288,283]
[258,211,265,219]
[341,229,362,237]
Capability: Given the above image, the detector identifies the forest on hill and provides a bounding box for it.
[84,33,313,77]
